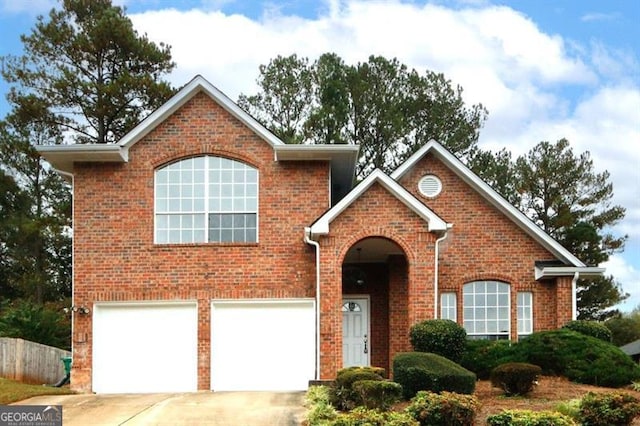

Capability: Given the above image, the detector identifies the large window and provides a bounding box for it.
[440,292,457,321]
[155,156,258,244]
[517,292,533,338]
[463,281,510,340]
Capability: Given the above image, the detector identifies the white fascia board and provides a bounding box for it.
[36,144,127,174]
[310,169,449,236]
[119,75,284,150]
[534,266,605,281]
[391,140,586,267]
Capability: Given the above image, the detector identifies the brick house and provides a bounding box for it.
[38,75,603,394]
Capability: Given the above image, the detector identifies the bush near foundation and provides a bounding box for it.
[351,379,402,410]
[409,319,467,362]
[327,407,418,426]
[404,391,479,426]
[459,339,516,379]
[579,392,640,426]
[330,366,385,410]
[393,352,476,399]
[486,409,577,426]
[562,320,612,342]
[509,329,640,387]
[490,362,542,396]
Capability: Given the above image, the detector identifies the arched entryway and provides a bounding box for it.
[341,237,408,375]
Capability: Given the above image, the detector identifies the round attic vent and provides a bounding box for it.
[418,175,442,198]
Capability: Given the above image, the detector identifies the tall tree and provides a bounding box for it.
[1,0,175,144]
[239,53,488,178]
[513,139,627,319]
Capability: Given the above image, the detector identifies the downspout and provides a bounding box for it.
[571,272,579,321]
[433,229,450,319]
[304,227,321,381]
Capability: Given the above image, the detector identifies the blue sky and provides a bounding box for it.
[1,0,639,312]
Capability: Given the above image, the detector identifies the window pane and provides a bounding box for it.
[463,280,510,338]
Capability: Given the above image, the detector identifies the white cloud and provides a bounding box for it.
[581,12,620,22]
[606,254,640,312]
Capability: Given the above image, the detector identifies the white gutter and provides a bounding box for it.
[433,229,450,319]
[304,227,321,381]
[572,272,579,321]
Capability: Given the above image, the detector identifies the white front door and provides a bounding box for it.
[342,297,370,367]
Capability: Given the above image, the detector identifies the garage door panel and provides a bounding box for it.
[211,300,315,391]
[93,303,198,394]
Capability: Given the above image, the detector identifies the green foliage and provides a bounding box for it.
[579,392,640,426]
[554,399,582,422]
[326,407,418,426]
[490,362,541,396]
[305,386,338,425]
[632,382,640,392]
[605,310,640,346]
[0,299,70,350]
[392,352,476,399]
[1,0,175,144]
[563,320,612,342]
[330,366,385,410]
[404,391,479,426]
[486,409,577,426]
[351,380,402,410]
[239,53,487,179]
[510,329,640,387]
[409,319,467,362]
[459,339,516,379]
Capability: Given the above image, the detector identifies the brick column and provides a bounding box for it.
[556,276,574,327]
[388,255,409,375]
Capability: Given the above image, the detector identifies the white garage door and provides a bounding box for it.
[93,302,198,393]
[211,300,315,391]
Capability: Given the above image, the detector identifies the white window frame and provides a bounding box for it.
[517,291,533,338]
[154,156,259,244]
[440,292,457,321]
[463,281,511,340]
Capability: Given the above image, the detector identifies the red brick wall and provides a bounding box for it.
[397,153,572,338]
[71,92,329,392]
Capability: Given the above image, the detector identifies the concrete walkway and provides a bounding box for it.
[13,391,306,425]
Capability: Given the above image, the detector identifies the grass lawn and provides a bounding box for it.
[0,377,74,405]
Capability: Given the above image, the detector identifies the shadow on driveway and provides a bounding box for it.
[13,391,306,425]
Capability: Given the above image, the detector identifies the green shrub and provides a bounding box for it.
[632,381,640,392]
[510,329,640,387]
[330,366,385,410]
[579,392,640,426]
[486,409,576,426]
[490,362,542,396]
[409,319,467,362]
[459,339,516,379]
[405,391,479,426]
[351,380,402,410]
[305,386,338,425]
[563,320,612,342]
[393,352,476,399]
[327,407,418,426]
[554,399,582,422]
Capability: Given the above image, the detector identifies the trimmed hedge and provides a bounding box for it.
[490,362,541,396]
[486,409,576,426]
[580,392,640,426]
[563,320,612,342]
[405,391,479,426]
[509,329,640,387]
[352,379,402,410]
[328,407,418,426]
[393,352,476,399]
[330,366,385,410]
[459,339,516,379]
[409,319,467,362]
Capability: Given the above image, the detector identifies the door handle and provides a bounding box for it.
[363,334,368,354]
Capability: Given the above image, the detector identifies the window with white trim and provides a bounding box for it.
[440,292,457,321]
[517,292,533,338]
[463,281,510,340]
[155,156,258,244]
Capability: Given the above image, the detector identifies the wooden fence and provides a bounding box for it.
[0,338,71,384]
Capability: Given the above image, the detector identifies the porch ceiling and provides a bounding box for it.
[344,238,404,263]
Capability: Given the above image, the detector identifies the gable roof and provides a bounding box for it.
[620,339,640,356]
[36,75,358,195]
[391,140,588,267]
[309,169,450,236]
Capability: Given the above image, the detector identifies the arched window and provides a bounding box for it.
[155,156,258,244]
[463,281,510,340]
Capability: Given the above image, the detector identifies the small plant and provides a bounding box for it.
[405,391,479,426]
[393,352,476,399]
[490,362,541,396]
[327,407,418,426]
[305,385,338,425]
[632,381,640,392]
[579,391,640,426]
[352,379,402,410]
[555,399,582,422]
[330,366,385,410]
[409,319,467,362]
[563,320,612,342]
[486,409,576,426]
[459,339,516,379]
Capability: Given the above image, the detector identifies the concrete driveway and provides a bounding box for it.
[13,392,306,425]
